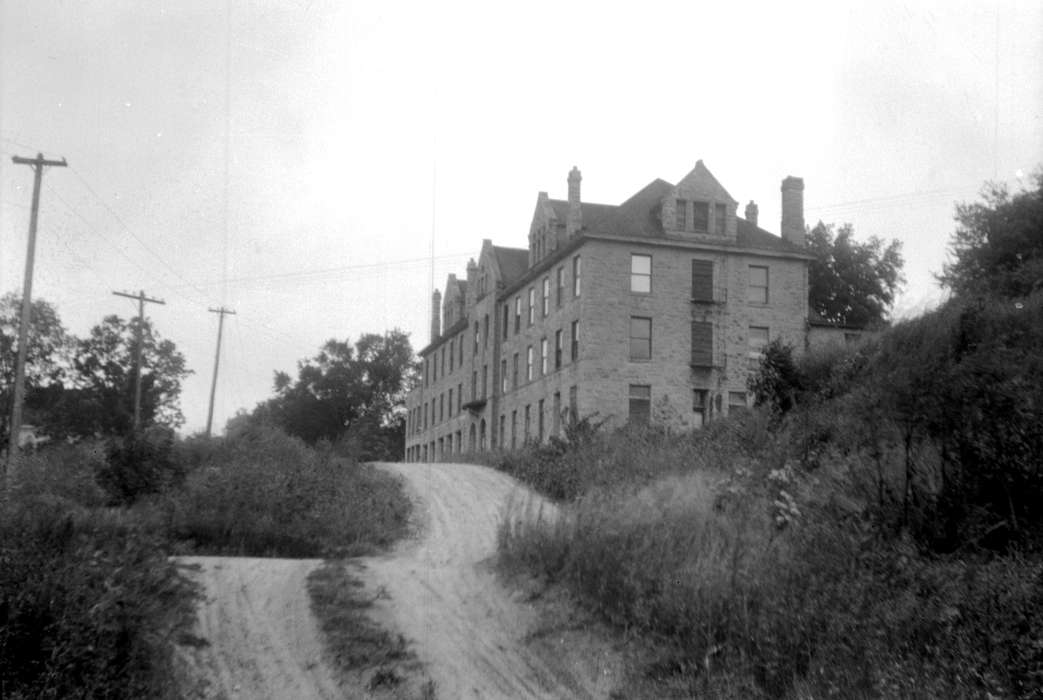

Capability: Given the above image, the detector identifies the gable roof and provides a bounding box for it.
[675,160,737,204]
[492,246,529,286]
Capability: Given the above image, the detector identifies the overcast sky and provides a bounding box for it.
[1,0,1040,435]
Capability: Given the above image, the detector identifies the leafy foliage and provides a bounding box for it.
[257,329,417,454]
[939,170,1043,298]
[806,222,904,327]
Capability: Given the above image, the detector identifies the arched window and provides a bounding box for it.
[479,419,487,451]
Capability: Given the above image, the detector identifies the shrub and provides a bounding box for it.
[0,498,196,699]
[161,424,410,557]
[96,425,183,505]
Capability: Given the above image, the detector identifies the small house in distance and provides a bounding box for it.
[405,161,818,462]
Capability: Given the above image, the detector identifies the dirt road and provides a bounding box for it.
[177,556,344,700]
[178,461,618,699]
[357,462,618,699]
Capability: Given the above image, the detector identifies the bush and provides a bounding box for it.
[0,498,196,699]
[161,424,410,557]
[96,425,184,506]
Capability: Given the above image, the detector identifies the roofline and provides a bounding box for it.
[582,232,816,261]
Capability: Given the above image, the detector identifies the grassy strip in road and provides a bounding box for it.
[307,560,435,699]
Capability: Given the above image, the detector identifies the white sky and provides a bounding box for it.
[1,0,1041,435]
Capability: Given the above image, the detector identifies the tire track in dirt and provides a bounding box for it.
[357,462,619,700]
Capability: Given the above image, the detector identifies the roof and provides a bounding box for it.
[547,199,618,230]
[586,179,674,238]
[491,246,529,286]
[735,217,808,255]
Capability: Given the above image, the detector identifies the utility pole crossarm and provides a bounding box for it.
[205,306,237,437]
[11,154,68,168]
[112,290,166,430]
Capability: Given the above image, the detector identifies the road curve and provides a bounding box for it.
[358,461,616,700]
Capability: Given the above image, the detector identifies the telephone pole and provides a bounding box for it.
[6,153,67,482]
[205,306,235,437]
[112,290,165,431]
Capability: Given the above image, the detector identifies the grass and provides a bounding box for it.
[496,414,1043,698]
[307,560,435,699]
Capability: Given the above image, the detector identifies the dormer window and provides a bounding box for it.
[675,199,687,230]
[714,203,726,235]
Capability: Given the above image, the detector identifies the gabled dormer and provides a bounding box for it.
[660,160,738,241]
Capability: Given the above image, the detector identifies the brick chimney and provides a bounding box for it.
[780,176,805,246]
[745,200,759,227]
[566,166,582,237]
[430,289,442,342]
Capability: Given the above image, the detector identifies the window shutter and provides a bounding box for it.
[691,321,714,367]
[691,260,713,302]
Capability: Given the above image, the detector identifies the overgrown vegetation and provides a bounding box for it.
[1,421,412,697]
[497,174,1043,698]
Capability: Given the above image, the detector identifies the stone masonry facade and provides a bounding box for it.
[404,161,814,462]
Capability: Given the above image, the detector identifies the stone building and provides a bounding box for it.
[404,161,815,462]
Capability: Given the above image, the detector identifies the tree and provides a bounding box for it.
[938,170,1043,298]
[806,222,904,328]
[57,315,192,436]
[0,293,71,440]
[260,329,418,452]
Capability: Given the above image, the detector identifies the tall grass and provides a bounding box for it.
[160,424,411,557]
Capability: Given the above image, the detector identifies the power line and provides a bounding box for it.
[205,306,236,437]
[112,289,165,430]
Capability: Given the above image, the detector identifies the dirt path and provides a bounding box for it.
[176,556,345,700]
[177,462,618,699]
[357,462,619,700]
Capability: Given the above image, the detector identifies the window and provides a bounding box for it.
[471,370,477,400]
[482,364,488,398]
[748,326,769,358]
[692,389,708,429]
[748,265,769,304]
[631,254,652,293]
[459,334,464,366]
[483,314,489,348]
[524,404,531,441]
[556,267,564,308]
[691,259,714,302]
[514,296,521,333]
[553,391,561,436]
[448,388,453,416]
[439,394,444,422]
[676,198,687,230]
[542,278,550,317]
[526,346,533,381]
[512,352,519,388]
[499,415,505,448]
[569,385,578,422]
[473,321,479,355]
[714,203,726,235]
[457,383,462,412]
[511,410,517,449]
[538,399,545,442]
[449,338,455,371]
[570,320,579,361]
[692,201,709,232]
[540,338,548,375]
[423,403,427,430]
[554,329,563,369]
[528,288,536,325]
[502,304,509,341]
[691,321,714,367]
[629,316,652,361]
[728,391,748,415]
[500,359,507,394]
[441,347,446,377]
[572,256,581,297]
[629,385,651,424]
